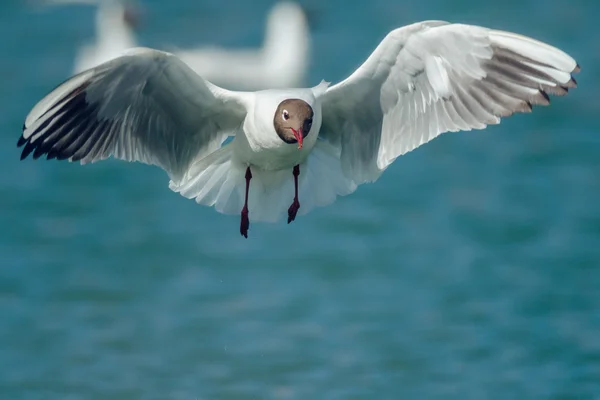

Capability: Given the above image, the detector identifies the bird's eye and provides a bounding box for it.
[282,110,290,120]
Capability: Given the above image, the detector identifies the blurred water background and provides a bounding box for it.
[1,0,599,398]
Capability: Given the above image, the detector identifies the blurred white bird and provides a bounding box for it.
[19,21,579,238]
[173,1,311,90]
[45,0,310,89]
[43,0,140,74]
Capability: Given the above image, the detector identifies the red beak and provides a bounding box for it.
[291,128,303,149]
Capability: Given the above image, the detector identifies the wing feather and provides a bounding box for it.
[320,21,579,184]
[19,47,250,180]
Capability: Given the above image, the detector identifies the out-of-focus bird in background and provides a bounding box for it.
[42,0,142,74]
[40,0,312,90]
[173,1,312,90]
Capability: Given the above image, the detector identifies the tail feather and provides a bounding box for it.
[170,141,357,223]
[169,145,244,214]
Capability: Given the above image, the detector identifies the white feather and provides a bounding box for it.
[425,56,452,99]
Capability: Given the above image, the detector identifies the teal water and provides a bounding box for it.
[1,0,599,398]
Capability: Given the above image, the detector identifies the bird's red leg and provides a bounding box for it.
[287,164,300,224]
[240,166,252,238]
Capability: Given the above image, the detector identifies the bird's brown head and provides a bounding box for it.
[123,3,143,29]
[273,99,313,149]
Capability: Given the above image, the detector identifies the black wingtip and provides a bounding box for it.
[20,143,35,160]
[17,135,27,148]
[18,121,29,161]
[17,85,98,162]
[570,76,578,88]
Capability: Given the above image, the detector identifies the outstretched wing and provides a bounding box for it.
[19,47,250,180]
[319,21,579,184]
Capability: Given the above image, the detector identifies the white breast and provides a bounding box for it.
[233,116,321,171]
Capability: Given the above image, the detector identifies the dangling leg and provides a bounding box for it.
[240,166,252,238]
[287,164,301,224]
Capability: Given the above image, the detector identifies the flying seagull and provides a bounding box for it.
[18,21,579,238]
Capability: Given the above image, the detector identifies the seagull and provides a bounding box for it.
[18,21,579,238]
[44,0,141,74]
[173,1,311,90]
